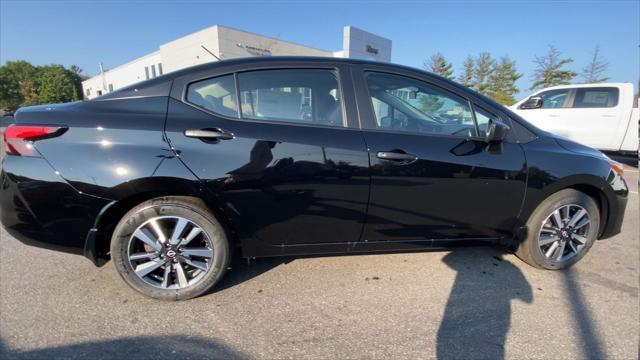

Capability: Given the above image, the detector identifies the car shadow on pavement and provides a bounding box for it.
[212,253,292,293]
[0,335,247,360]
[208,246,608,359]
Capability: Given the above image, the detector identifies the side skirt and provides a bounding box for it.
[242,237,503,258]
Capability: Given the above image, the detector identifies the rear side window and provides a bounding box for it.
[537,89,570,108]
[572,87,619,108]
[187,75,238,117]
[238,69,344,127]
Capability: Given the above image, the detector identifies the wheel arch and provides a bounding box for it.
[84,177,239,266]
[565,183,609,239]
[518,174,612,243]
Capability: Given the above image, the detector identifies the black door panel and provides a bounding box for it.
[164,99,370,255]
[361,131,527,241]
[351,65,528,242]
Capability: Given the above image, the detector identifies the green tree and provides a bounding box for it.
[473,53,495,95]
[530,45,576,89]
[35,65,81,104]
[487,57,522,105]
[458,56,474,88]
[581,45,609,83]
[0,61,38,109]
[424,53,454,80]
[68,64,87,99]
[0,61,84,108]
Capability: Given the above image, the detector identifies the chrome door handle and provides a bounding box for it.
[376,151,418,164]
[184,129,234,140]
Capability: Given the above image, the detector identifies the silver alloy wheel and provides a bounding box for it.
[127,216,214,289]
[538,204,591,262]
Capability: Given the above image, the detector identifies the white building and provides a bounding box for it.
[82,25,391,99]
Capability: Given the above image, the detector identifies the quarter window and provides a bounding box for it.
[537,89,570,108]
[186,74,238,117]
[238,69,344,127]
[572,87,619,108]
[365,72,476,137]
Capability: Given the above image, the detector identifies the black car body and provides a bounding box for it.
[0,57,628,299]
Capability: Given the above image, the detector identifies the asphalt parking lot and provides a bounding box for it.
[0,157,637,359]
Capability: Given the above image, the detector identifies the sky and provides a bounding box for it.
[1,0,638,98]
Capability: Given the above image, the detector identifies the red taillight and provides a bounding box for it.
[3,125,67,156]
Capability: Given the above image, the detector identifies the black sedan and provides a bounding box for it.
[0,57,628,300]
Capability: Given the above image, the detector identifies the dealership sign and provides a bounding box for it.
[236,43,272,56]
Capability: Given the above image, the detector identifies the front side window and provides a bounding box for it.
[238,69,344,127]
[573,87,619,108]
[365,72,475,137]
[186,74,238,117]
[537,89,570,108]
[474,107,498,137]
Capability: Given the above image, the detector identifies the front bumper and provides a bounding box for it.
[599,191,628,240]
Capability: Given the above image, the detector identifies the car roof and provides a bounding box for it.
[166,56,416,78]
[99,56,462,101]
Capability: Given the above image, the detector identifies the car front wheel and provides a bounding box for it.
[516,189,600,270]
[110,196,229,300]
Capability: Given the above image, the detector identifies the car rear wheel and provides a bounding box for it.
[110,196,229,300]
[516,189,600,270]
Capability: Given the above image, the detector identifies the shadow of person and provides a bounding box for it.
[437,249,533,360]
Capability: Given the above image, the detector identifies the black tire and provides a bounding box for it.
[516,189,600,270]
[110,196,230,300]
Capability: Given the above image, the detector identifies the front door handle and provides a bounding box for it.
[376,151,418,164]
[184,128,234,140]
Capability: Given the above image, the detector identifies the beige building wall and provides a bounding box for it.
[159,26,220,73]
[82,51,162,98]
[82,25,391,99]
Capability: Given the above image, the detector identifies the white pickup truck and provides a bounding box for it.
[510,83,638,153]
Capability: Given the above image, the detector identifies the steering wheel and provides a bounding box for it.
[390,117,409,130]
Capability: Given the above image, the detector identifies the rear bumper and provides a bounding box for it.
[0,155,111,259]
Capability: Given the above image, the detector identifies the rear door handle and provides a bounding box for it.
[376,151,418,164]
[184,128,234,140]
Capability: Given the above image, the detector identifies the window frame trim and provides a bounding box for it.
[180,64,354,131]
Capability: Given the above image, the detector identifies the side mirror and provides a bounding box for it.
[519,96,542,109]
[485,119,510,143]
